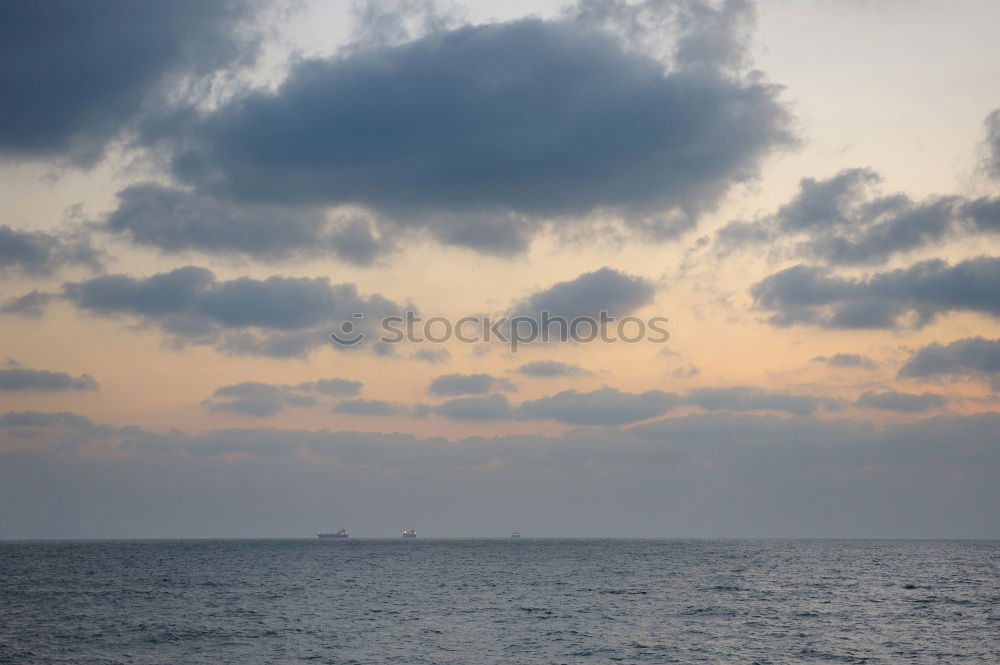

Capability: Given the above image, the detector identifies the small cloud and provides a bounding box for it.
[517,387,679,425]
[412,348,451,364]
[687,386,839,416]
[418,394,513,421]
[427,373,517,396]
[203,382,318,418]
[515,360,592,378]
[812,353,876,370]
[671,365,700,378]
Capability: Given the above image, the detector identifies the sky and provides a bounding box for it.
[0,0,998,539]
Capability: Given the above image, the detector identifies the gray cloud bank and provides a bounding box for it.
[1,409,997,538]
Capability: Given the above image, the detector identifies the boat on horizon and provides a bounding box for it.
[401,529,417,538]
[318,529,349,539]
[510,530,521,538]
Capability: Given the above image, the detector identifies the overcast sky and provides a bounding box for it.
[1,0,998,538]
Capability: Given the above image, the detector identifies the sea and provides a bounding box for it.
[1,539,998,664]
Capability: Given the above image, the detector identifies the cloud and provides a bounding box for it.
[0,362,98,392]
[899,337,1000,390]
[159,4,792,253]
[811,353,876,370]
[13,266,405,357]
[515,360,592,377]
[983,108,1000,178]
[0,0,258,164]
[0,225,101,276]
[203,381,318,417]
[714,168,999,264]
[332,398,407,416]
[0,411,99,429]
[427,373,516,396]
[419,394,513,421]
[102,184,393,266]
[295,378,364,396]
[686,386,837,416]
[855,390,947,413]
[752,256,1000,329]
[411,348,451,364]
[517,387,679,425]
[0,291,57,317]
[513,267,655,320]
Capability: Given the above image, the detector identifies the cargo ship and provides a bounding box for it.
[401,529,417,538]
[318,529,349,539]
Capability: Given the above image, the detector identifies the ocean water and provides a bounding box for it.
[1,539,998,664]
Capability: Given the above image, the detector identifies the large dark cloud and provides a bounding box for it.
[0,225,101,276]
[715,168,999,264]
[427,373,516,396]
[752,257,1000,329]
[0,0,258,164]
[9,266,405,357]
[855,390,947,413]
[102,185,392,266]
[155,4,791,254]
[0,362,98,392]
[518,387,679,425]
[203,381,317,417]
[686,386,839,416]
[899,337,1000,390]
